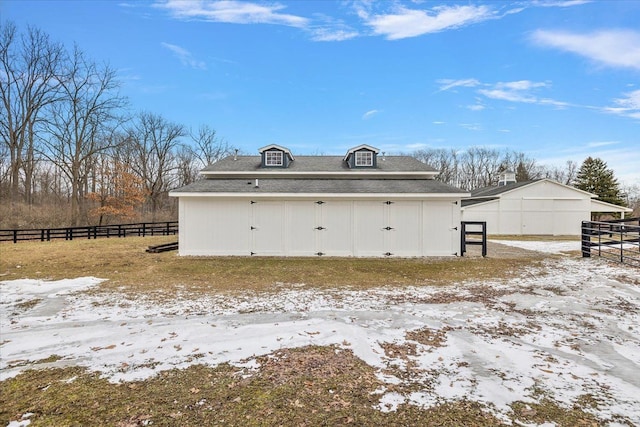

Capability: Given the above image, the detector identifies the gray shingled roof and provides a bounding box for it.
[201,155,437,173]
[469,180,540,197]
[172,178,466,194]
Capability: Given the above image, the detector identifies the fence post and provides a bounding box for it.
[142,223,146,237]
[481,221,487,257]
[13,230,17,244]
[41,229,45,242]
[460,222,466,256]
[581,221,591,257]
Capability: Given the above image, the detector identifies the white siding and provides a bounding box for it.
[462,180,593,235]
[179,198,249,256]
[179,197,461,257]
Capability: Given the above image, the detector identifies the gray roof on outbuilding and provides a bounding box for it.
[172,178,467,194]
[201,155,437,173]
[469,180,540,198]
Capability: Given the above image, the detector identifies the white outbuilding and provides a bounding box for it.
[170,144,469,257]
[461,172,632,236]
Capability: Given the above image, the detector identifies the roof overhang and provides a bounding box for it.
[170,192,469,199]
[199,170,440,178]
[591,199,633,213]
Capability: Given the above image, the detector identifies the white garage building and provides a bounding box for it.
[170,144,469,257]
[461,172,631,236]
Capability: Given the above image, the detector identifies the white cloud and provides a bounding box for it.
[587,140,620,148]
[533,0,592,7]
[459,123,482,131]
[467,104,485,111]
[436,78,480,92]
[364,5,495,40]
[362,109,380,120]
[477,80,564,106]
[161,42,207,70]
[531,29,640,70]
[310,28,359,42]
[156,0,308,27]
[603,89,640,119]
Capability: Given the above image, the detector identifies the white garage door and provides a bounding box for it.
[251,201,285,255]
[285,201,317,256]
[319,201,353,256]
[354,201,386,256]
[423,201,457,256]
[180,199,250,256]
[388,201,423,256]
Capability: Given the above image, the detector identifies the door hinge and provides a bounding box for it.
[250,201,257,204]
[451,226,458,230]
[316,252,325,256]
[384,201,394,205]
[453,200,458,205]
[384,252,393,256]
[383,226,394,230]
[316,201,325,205]
[250,251,256,256]
[315,226,326,230]
[250,226,257,230]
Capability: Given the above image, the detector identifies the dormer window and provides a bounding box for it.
[344,144,380,169]
[355,151,373,167]
[265,150,283,166]
[258,144,294,168]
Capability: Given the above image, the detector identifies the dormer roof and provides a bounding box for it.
[342,144,380,162]
[258,144,295,161]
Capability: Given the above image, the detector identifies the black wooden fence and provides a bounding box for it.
[581,217,640,267]
[460,221,487,257]
[0,221,178,243]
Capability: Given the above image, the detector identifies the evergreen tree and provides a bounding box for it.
[574,157,626,206]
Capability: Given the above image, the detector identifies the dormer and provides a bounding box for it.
[258,144,294,168]
[343,144,380,169]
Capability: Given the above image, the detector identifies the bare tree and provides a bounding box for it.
[40,46,127,225]
[541,160,578,185]
[412,148,459,187]
[189,124,233,168]
[0,22,64,204]
[126,111,185,220]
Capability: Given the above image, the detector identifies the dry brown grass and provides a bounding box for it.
[1,238,608,426]
[0,236,547,298]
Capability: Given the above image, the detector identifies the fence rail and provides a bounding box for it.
[581,217,640,267]
[0,221,178,243]
[460,221,487,257]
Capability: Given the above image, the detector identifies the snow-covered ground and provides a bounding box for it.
[1,241,639,425]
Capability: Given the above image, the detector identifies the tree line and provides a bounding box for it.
[0,22,235,228]
[1,22,635,229]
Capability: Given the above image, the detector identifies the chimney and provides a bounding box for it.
[234,149,239,160]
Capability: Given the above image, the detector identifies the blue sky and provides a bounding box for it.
[3,0,640,184]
